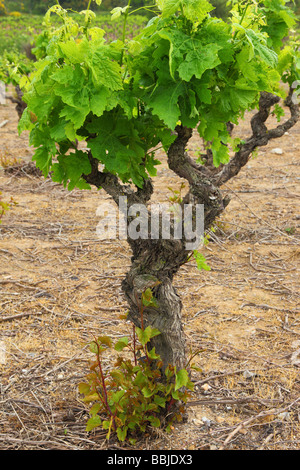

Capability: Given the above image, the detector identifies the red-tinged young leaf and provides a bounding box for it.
[78,382,90,395]
[98,336,112,348]
[89,341,99,354]
[119,312,129,320]
[83,393,100,403]
[164,365,175,380]
[142,386,155,398]
[110,369,126,383]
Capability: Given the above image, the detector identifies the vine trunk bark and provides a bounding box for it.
[122,238,189,370]
[120,125,228,371]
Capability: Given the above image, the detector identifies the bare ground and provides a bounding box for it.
[0,96,299,451]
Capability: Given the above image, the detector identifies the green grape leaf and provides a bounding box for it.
[277,46,294,75]
[147,347,161,360]
[59,39,88,64]
[158,29,222,81]
[116,426,128,442]
[18,108,34,135]
[146,80,184,129]
[156,0,213,22]
[136,326,161,346]
[88,114,148,186]
[112,390,126,404]
[244,30,278,68]
[86,415,102,432]
[156,0,181,18]
[114,337,129,352]
[88,49,123,90]
[179,88,199,128]
[194,79,212,104]
[211,140,230,167]
[183,0,214,24]
[145,153,161,177]
[219,85,258,114]
[51,150,91,190]
[59,104,89,130]
[49,118,68,142]
[89,131,143,186]
[193,250,211,271]
[89,86,110,117]
[142,386,155,398]
[33,143,56,177]
[175,368,189,391]
[198,117,226,143]
[148,416,161,427]
[90,403,101,417]
[153,395,166,407]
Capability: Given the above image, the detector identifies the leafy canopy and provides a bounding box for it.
[19,0,299,189]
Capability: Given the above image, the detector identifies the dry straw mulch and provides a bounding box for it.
[0,99,300,450]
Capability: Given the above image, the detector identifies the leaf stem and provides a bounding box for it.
[132,324,137,366]
[180,1,184,16]
[120,0,131,67]
[129,4,157,15]
[232,1,250,41]
[94,340,116,430]
[122,0,131,43]
[184,348,205,368]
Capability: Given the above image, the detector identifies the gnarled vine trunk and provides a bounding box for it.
[122,251,186,370]
[84,88,299,372]
[121,125,228,370]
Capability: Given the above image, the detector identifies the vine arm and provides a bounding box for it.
[83,151,154,207]
[214,87,300,187]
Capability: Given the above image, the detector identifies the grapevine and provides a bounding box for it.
[18,0,299,382]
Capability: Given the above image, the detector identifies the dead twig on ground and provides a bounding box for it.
[219,397,300,450]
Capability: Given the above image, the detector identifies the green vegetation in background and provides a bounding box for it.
[0,0,8,15]
[0,1,232,55]
[2,1,89,14]
[0,12,146,54]
[1,0,155,15]
[3,0,300,20]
